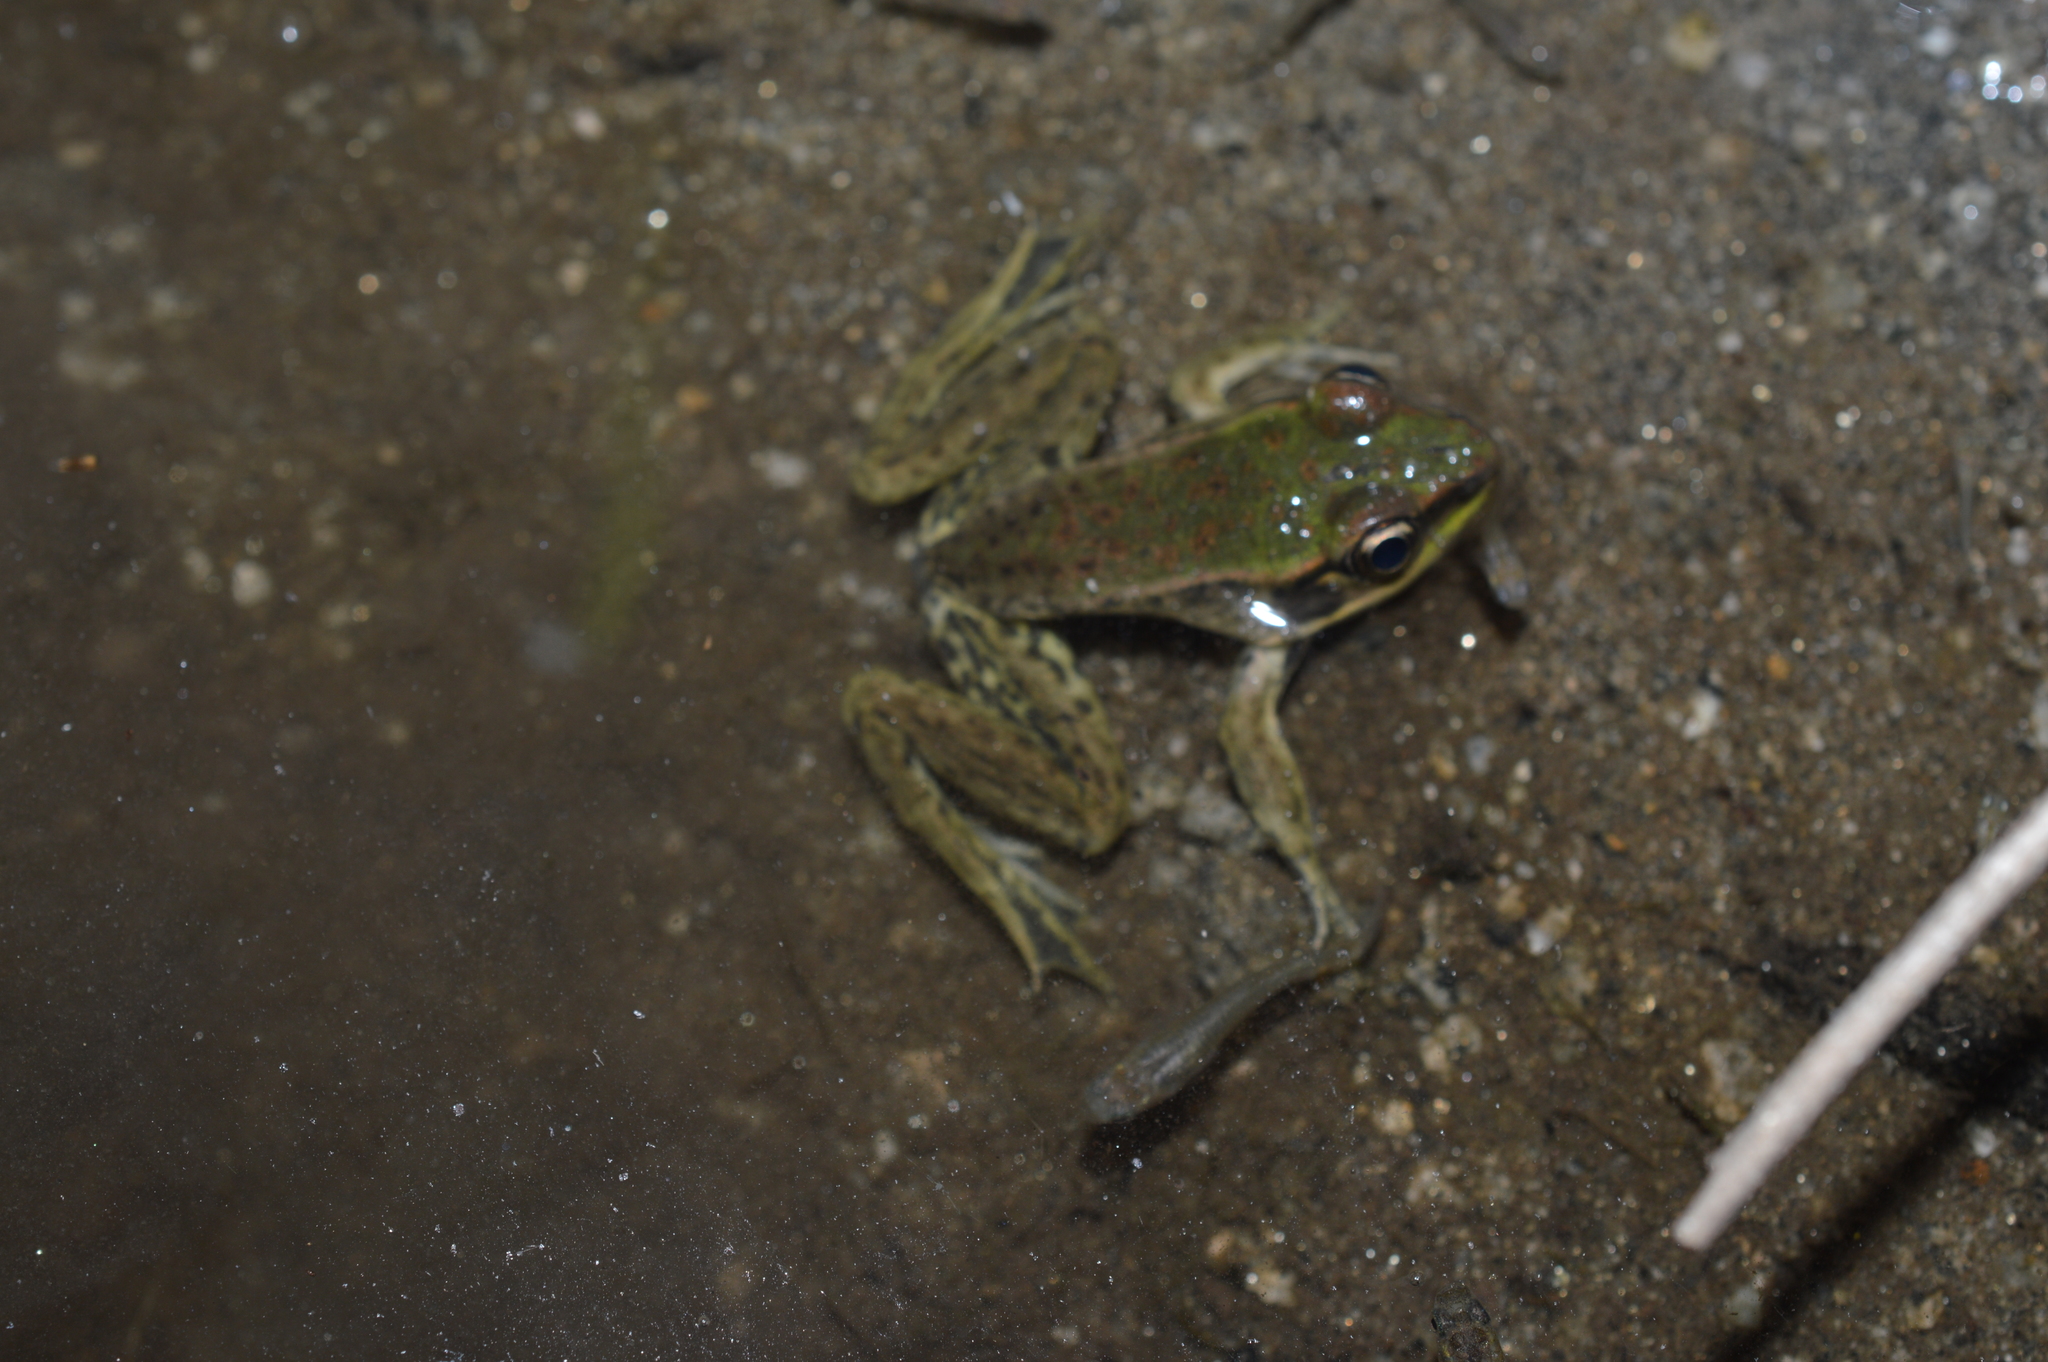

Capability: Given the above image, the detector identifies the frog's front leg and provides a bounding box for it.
[843,584,1126,992]
[1169,332,1400,421]
[1217,643,1365,949]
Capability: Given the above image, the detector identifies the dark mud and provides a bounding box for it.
[7,0,2048,1356]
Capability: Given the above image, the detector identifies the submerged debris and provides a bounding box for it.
[1431,1285,1505,1362]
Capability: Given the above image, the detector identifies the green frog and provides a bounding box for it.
[844,223,1518,1110]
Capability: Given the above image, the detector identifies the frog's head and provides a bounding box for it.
[1251,365,1501,636]
[1317,365,1498,570]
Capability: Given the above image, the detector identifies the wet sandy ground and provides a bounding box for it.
[7,0,2048,1356]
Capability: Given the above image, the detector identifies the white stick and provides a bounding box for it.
[1672,785,2048,1250]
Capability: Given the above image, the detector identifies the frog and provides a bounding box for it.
[843,222,1519,1103]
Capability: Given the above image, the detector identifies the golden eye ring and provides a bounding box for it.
[1349,519,1416,577]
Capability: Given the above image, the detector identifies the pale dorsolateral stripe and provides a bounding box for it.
[1673,785,2048,1250]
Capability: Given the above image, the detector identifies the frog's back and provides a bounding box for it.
[937,421,1318,606]
[928,394,1494,645]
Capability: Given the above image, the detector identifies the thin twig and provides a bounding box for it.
[1673,785,2048,1250]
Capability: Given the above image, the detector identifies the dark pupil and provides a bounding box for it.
[1368,531,1412,573]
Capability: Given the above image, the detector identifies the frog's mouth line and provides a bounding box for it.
[1415,465,1499,561]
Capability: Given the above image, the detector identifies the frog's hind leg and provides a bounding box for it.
[917,585,1130,856]
[855,225,1111,507]
[842,674,1112,992]
[842,585,1129,991]
[1218,643,1365,950]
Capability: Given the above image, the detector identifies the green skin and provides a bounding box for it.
[844,224,1505,1110]
[932,402,1492,642]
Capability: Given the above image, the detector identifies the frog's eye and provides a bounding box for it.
[1326,364,1390,388]
[1349,519,1417,577]
[1311,367,1396,435]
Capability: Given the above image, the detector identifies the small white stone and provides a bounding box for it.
[56,344,145,391]
[229,559,274,607]
[1242,1266,1296,1307]
[1525,903,1573,954]
[1681,687,1722,740]
[1727,50,1770,90]
[1371,1098,1415,1137]
[748,448,812,490]
[1662,16,1722,73]
[1700,1038,1765,1124]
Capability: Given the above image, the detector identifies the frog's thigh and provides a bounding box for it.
[1217,644,1361,947]
[916,583,1130,854]
[842,668,1114,992]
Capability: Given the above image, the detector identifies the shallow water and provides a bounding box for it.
[8,0,2048,1355]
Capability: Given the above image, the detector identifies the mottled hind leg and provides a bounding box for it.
[842,587,1129,990]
